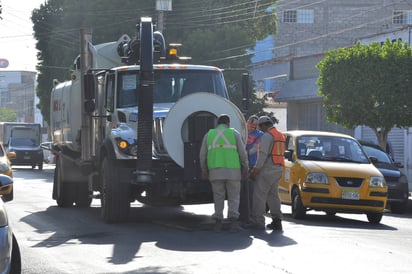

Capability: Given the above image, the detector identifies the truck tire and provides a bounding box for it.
[75,183,92,208]
[100,157,130,223]
[53,161,73,207]
[38,162,43,171]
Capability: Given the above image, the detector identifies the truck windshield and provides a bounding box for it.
[117,70,228,108]
[9,137,38,147]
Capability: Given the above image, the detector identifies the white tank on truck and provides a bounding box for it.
[50,17,249,223]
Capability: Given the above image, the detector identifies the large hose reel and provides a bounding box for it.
[163,92,247,168]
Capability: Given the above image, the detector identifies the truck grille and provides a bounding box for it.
[153,117,168,157]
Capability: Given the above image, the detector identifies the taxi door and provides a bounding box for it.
[279,134,296,204]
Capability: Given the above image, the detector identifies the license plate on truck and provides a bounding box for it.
[342,190,359,200]
[24,156,31,160]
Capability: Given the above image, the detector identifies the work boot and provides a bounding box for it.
[266,218,283,231]
[213,219,223,232]
[242,222,265,230]
[229,220,243,232]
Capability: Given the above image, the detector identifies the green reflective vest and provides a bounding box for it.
[206,125,241,169]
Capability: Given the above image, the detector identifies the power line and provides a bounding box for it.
[206,1,404,63]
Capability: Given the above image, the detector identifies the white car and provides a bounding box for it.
[41,142,55,164]
[0,174,21,273]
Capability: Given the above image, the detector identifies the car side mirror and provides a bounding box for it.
[284,150,293,162]
[369,156,378,165]
[0,174,13,201]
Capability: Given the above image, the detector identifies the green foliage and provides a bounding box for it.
[32,0,277,124]
[317,39,412,148]
[0,107,17,122]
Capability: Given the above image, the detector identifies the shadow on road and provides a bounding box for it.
[281,212,397,230]
[19,204,297,266]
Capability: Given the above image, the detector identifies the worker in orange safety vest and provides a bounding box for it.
[247,115,286,231]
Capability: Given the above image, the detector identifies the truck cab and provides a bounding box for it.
[4,125,43,170]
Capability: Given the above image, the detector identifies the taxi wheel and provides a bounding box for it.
[366,212,383,224]
[291,188,306,219]
[325,211,336,217]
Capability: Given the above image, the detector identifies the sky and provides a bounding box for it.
[0,0,46,71]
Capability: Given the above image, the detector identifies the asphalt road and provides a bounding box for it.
[4,165,412,274]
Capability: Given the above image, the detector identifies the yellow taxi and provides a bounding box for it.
[0,144,15,201]
[279,131,387,223]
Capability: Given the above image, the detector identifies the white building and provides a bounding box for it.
[0,70,40,123]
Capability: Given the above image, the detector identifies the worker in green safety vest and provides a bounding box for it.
[199,114,248,232]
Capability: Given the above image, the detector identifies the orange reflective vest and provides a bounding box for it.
[268,127,286,166]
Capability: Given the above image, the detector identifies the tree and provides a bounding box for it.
[32,0,277,124]
[0,107,17,122]
[316,40,412,149]
[166,0,276,118]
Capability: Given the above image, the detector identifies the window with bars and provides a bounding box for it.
[393,10,412,24]
[283,9,314,23]
[283,10,297,23]
[298,9,314,23]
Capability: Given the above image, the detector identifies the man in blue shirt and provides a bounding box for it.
[239,115,263,223]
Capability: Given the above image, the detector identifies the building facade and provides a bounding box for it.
[0,70,37,123]
[251,0,412,134]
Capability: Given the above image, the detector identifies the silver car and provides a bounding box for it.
[0,174,21,273]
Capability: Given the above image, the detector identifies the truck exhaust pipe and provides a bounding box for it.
[136,17,154,183]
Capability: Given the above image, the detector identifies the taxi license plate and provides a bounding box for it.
[342,190,359,200]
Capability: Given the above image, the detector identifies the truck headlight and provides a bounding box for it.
[369,176,386,188]
[116,138,137,156]
[0,163,10,173]
[306,172,329,184]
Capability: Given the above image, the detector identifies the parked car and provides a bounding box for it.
[0,174,21,273]
[0,144,15,202]
[279,131,388,223]
[359,140,410,214]
[40,141,55,164]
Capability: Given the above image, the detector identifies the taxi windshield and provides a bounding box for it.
[296,135,369,163]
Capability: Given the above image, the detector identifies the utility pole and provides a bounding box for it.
[155,0,172,32]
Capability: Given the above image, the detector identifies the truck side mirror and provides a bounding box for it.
[84,73,95,100]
